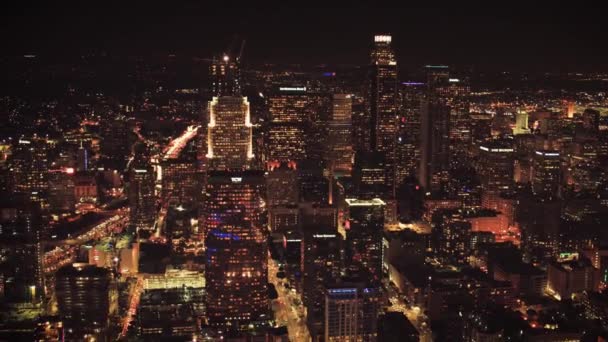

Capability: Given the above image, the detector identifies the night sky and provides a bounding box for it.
[2,5,607,72]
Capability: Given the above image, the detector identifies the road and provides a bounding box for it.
[120,276,144,338]
[386,286,433,342]
[268,257,310,342]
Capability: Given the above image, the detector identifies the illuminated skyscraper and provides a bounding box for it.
[10,137,50,198]
[203,170,266,236]
[210,54,241,97]
[128,144,156,235]
[344,198,385,282]
[204,170,269,329]
[0,197,43,304]
[206,96,254,170]
[477,139,515,208]
[55,263,113,341]
[48,168,76,213]
[328,94,354,175]
[369,34,398,192]
[419,99,451,191]
[396,82,426,184]
[532,150,561,200]
[513,110,530,135]
[302,227,342,340]
[267,87,309,163]
[324,271,382,342]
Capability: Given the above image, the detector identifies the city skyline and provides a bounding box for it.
[0,7,607,341]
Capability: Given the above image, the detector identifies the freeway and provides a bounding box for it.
[268,257,310,342]
[121,275,144,338]
[162,125,200,160]
[45,209,129,247]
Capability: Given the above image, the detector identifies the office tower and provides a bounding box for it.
[204,171,268,329]
[324,271,381,342]
[128,144,156,235]
[582,108,601,132]
[328,94,354,175]
[396,82,426,184]
[206,96,254,170]
[161,136,202,208]
[351,95,371,153]
[298,159,330,206]
[267,87,309,163]
[76,143,89,172]
[532,150,561,200]
[205,220,268,329]
[302,227,342,340]
[477,139,515,209]
[425,65,450,91]
[204,170,266,236]
[0,197,43,304]
[10,137,50,197]
[419,100,451,191]
[55,263,113,340]
[353,151,389,199]
[210,54,241,97]
[513,110,530,135]
[100,114,130,170]
[547,256,600,299]
[431,209,472,265]
[517,195,561,263]
[48,168,76,213]
[369,34,398,192]
[267,162,298,208]
[344,198,385,282]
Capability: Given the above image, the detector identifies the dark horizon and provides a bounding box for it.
[2,5,608,72]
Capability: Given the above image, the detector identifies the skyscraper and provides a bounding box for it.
[419,99,451,191]
[128,144,157,235]
[204,170,269,329]
[324,272,381,342]
[532,150,561,200]
[477,139,515,209]
[267,86,309,163]
[210,54,241,97]
[302,226,342,340]
[327,94,354,175]
[206,96,254,171]
[344,198,385,282]
[369,34,398,192]
[55,263,113,340]
[205,220,269,329]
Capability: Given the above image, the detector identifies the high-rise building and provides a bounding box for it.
[206,96,254,170]
[396,82,426,185]
[369,34,398,193]
[10,137,50,197]
[205,219,269,329]
[532,150,561,200]
[210,54,241,97]
[266,161,299,208]
[128,145,157,235]
[48,168,76,213]
[324,272,381,342]
[100,114,130,170]
[353,151,389,200]
[204,170,266,237]
[547,256,600,299]
[204,170,269,329]
[351,95,371,153]
[328,94,354,175]
[513,110,530,135]
[55,263,113,340]
[0,197,43,304]
[431,209,472,265]
[419,99,451,191]
[344,198,385,282]
[477,139,515,209]
[267,87,309,163]
[425,65,450,91]
[302,226,342,340]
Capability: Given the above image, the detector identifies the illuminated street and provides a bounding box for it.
[120,276,144,338]
[268,257,310,341]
